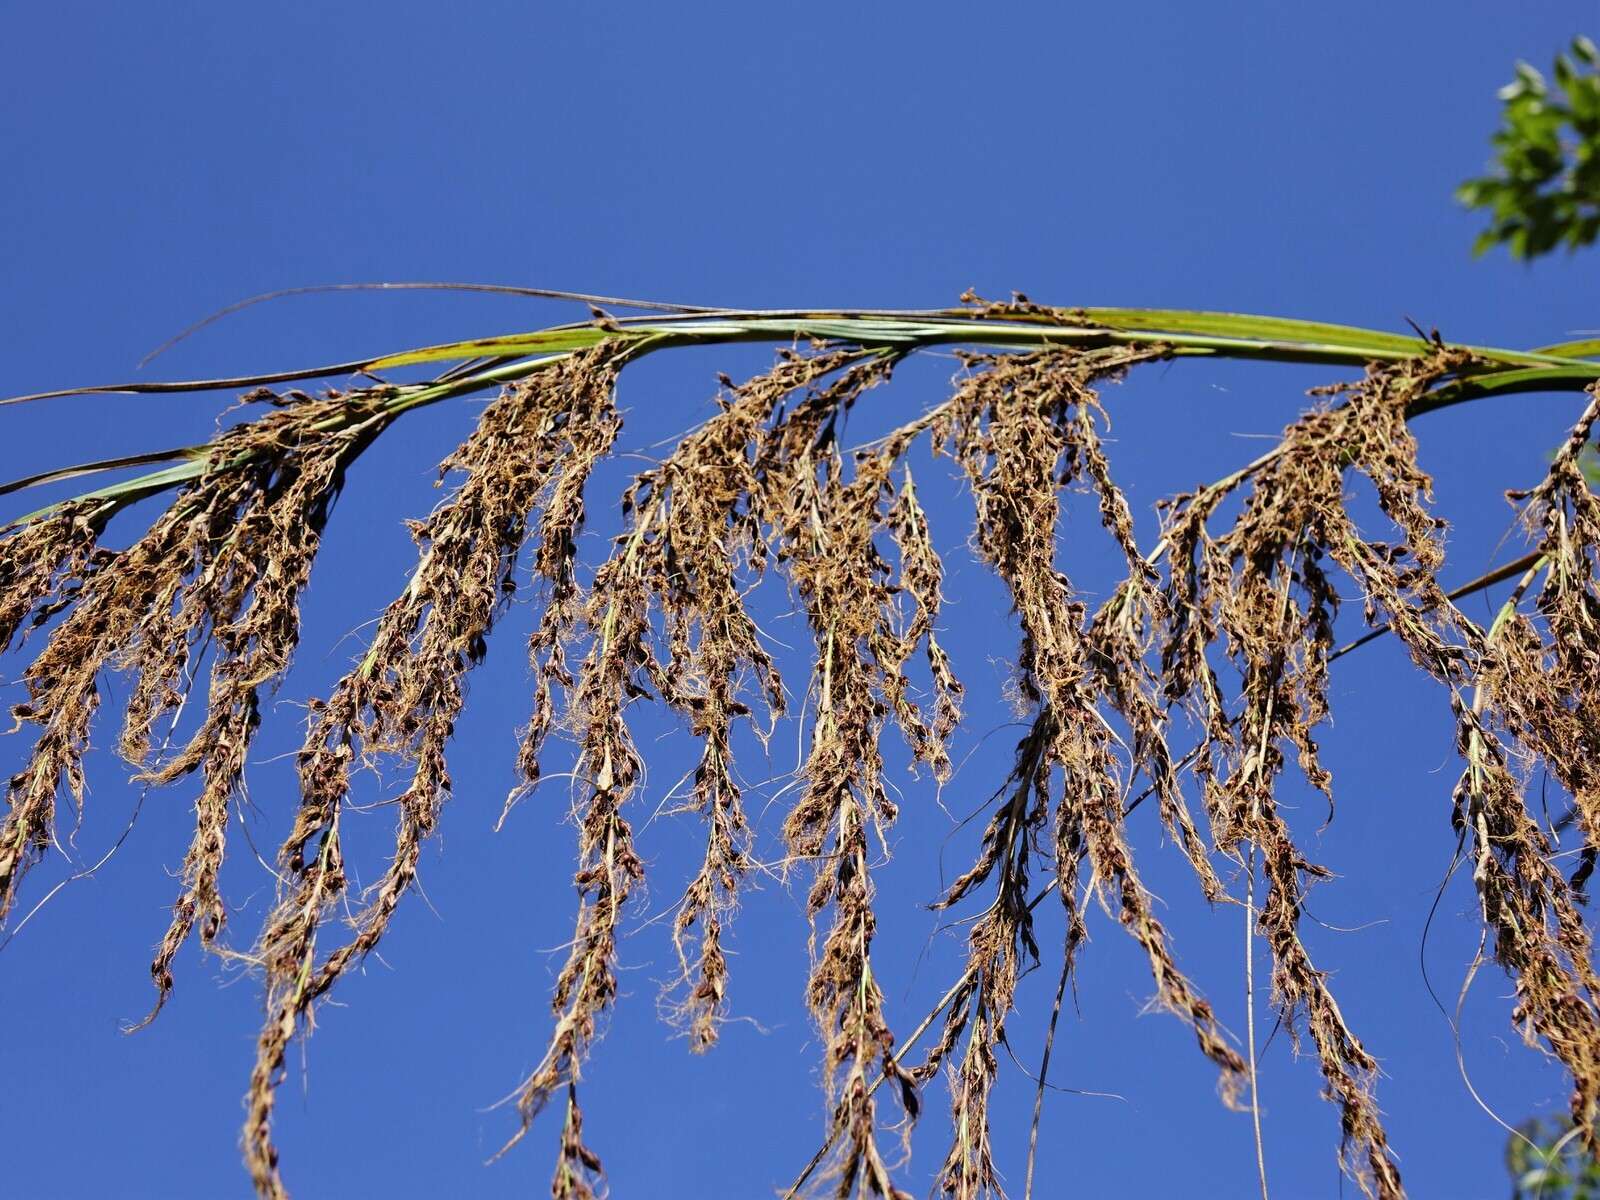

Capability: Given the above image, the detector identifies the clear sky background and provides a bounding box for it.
[3,3,1600,1198]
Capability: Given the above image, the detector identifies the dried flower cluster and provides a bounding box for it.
[3,299,1600,1200]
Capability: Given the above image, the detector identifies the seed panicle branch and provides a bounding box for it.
[0,297,1598,1198]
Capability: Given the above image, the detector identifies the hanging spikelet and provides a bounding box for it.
[1,392,390,946]
[4,296,1600,1199]
[922,709,1055,1200]
[1455,386,1600,1150]
[0,500,107,655]
[1159,351,1491,1198]
[245,346,626,1198]
[756,354,931,1198]
[641,356,843,1049]
[925,345,1248,1200]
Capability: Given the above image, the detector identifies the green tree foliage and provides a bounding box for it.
[1510,1118,1600,1199]
[1460,37,1600,260]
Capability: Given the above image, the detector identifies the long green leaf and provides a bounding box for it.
[1530,337,1600,359]
[9,306,1599,535]
[1074,307,1430,354]
[1409,365,1600,416]
[0,446,202,498]
[366,327,621,369]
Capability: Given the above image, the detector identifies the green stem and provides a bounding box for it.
[8,306,1598,530]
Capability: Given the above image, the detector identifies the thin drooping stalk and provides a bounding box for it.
[1023,938,1072,1200]
[1245,851,1269,1200]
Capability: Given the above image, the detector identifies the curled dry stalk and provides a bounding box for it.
[2,296,1600,1198]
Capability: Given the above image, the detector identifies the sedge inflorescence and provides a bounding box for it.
[2,294,1600,1200]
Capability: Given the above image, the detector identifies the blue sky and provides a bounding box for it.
[3,3,1599,1197]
